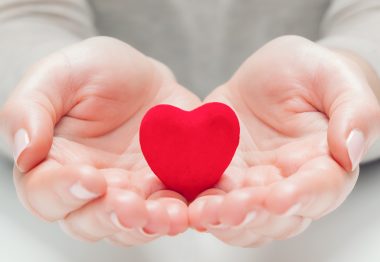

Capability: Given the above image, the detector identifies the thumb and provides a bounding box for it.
[327,88,380,172]
[0,95,55,173]
[0,55,69,173]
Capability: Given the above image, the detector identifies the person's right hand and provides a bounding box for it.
[0,37,201,246]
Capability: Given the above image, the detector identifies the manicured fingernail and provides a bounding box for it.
[282,203,302,217]
[138,227,159,238]
[207,223,229,230]
[233,211,257,229]
[346,129,365,171]
[69,181,99,200]
[110,212,133,232]
[13,128,30,163]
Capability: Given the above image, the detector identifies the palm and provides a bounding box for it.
[207,85,330,193]
[12,37,200,244]
[191,36,359,246]
[49,62,199,199]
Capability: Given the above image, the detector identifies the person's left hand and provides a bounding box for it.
[189,35,380,247]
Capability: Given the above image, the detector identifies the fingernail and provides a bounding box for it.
[288,218,312,238]
[110,212,133,232]
[13,128,30,163]
[138,227,159,238]
[69,181,99,200]
[207,223,229,230]
[282,203,302,217]
[346,129,366,171]
[233,211,257,229]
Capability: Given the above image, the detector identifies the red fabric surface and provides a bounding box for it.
[139,102,240,201]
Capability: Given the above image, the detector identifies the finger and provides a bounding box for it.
[141,199,171,236]
[322,62,380,171]
[105,233,148,247]
[148,190,188,236]
[14,163,106,221]
[0,53,73,173]
[251,215,306,240]
[0,95,55,173]
[286,217,312,239]
[103,197,175,246]
[203,216,273,248]
[213,214,306,244]
[216,230,270,247]
[188,188,225,231]
[61,188,148,241]
[218,187,268,227]
[105,227,158,247]
[265,156,357,218]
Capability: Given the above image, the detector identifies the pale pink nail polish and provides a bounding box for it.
[138,227,159,238]
[207,223,229,230]
[282,203,302,217]
[69,181,99,200]
[234,211,257,228]
[13,128,30,163]
[110,212,134,232]
[346,129,365,171]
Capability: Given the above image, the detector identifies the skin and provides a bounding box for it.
[1,35,380,247]
[189,36,380,246]
[0,37,201,245]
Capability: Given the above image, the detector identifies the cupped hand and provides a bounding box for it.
[0,37,201,246]
[189,35,380,247]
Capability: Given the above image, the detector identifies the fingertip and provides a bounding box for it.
[189,188,226,231]
[328,100,380,172]
[148,189,188,204]
[114,191,149,229]
[219,190,250,226]
[327,118,351,172]
[158,197,188,236]
[147,190,189,235]
[188,198,208,231]
[143,200,170,235]
[220,187,265,226]
[77,166,107,198]
[13,109,54,173]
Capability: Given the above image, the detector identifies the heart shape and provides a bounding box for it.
[139,102,240,201]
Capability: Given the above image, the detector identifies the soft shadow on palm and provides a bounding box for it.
[11,38,202,244]
[49,62,200,199]
[209,82,328,184]
[206,74,357,220]
[191,80,357,246]
[190,38,360,246]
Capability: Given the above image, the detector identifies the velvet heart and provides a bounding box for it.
[139,102,240,201]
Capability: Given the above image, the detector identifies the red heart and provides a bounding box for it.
[139,102,240,201]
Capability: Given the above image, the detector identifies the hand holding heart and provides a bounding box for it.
[1,36,380,247]
[0,37,201,245]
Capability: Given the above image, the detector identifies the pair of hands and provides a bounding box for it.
[1,36,379,247]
